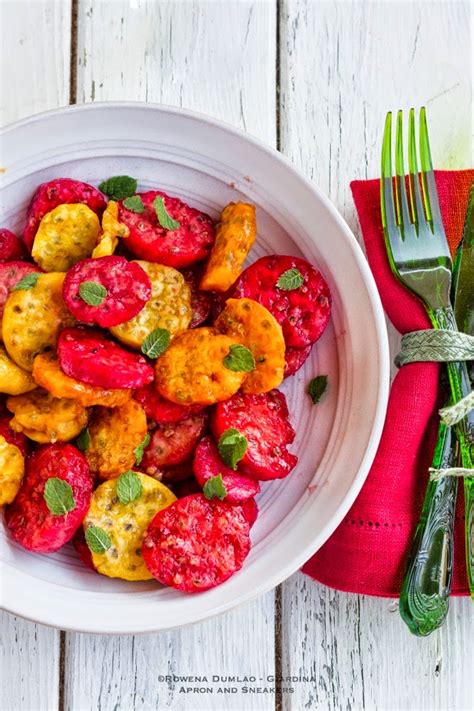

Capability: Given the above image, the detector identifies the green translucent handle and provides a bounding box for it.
[399,422,457,636]
[432,305,474,599]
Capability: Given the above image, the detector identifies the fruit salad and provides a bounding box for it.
[0,176,331,593]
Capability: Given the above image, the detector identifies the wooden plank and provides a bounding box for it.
[0,611,60,711]
[281,579,474,711]
[66,2,277,709]
[358,593,474,711]
[64,597,275,711]
[75,0,276,144]
[279,579,366,709]
[0,1,70,709]
[279,1,473,709]
[0,0,72,125]
[279,0,472,237]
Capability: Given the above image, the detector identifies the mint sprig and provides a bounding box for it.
[141,328,171,359]
[99,175,137,200]
[217,428,248,471]
[116,470,142,505]
[153,196,181,231]
[76,427,91,452]
[43,477,76,516]
[134,433,151,465]
[307,375,328,404]
[79,281,107,306]
[223,344,256,373]
[123,195,145,213]
[203,474,228,501]
[276,268,305,291]
[85,526,112,554]
[12,273,40,291]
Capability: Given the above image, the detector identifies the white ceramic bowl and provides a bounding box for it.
[0,103,389,633]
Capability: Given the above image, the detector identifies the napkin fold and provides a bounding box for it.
[303,169,474,597]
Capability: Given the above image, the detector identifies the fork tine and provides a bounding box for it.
[408,108,425,230]
[419,106,444,233]
[380,112,398,234]
[395,110,413,236]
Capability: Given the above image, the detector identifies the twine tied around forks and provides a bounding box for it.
[395,328,474,427]
[396,329,474,367]
[396,329,474,481]
[429,467,474,482]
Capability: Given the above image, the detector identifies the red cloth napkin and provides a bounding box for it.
[303,169,474,597]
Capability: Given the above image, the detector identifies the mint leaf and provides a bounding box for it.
[276,268,305,291]
[12,273,40,291]
[123,195,145,213]
[203,474,227,501]
[153,196,181,230]
[141,328,171,359]
[134,433,151,465]
[43,477,75,516]
[85,526,112,554]
[116,470,142,505]
[76,427,91,452]
[217,428,248,470]
[307,375,328,404]
[223,344,256,373]
[79,281,107,306]
[99,175,137,200]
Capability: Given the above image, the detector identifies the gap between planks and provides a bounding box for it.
[69,0,79,105]
[274,4,283,710]
[59,1,79,707]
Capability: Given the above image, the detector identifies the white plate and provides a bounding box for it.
[0,103,389,633]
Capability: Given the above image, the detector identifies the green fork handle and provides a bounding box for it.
[432,304,474,599]
[399,421,457,635]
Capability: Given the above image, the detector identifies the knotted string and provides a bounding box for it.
[396,328,473,424]
[396,328,473,480]
[439,391,474,426]
[429,467,474,481]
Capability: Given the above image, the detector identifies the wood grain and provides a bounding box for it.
[0,611,60,711]
[66,3,277,709]
[281,579,474,711]
[358,593,474,711]
[75,0,276,144]
[2,1,473,709]
[279,1,473,709]
[0,2,69,709]
[64,597,275,711]
[0,0,72,125]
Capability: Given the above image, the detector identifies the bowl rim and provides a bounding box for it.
[0,102,390,633]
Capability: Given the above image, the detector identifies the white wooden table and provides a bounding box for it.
[1,2,473,710]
